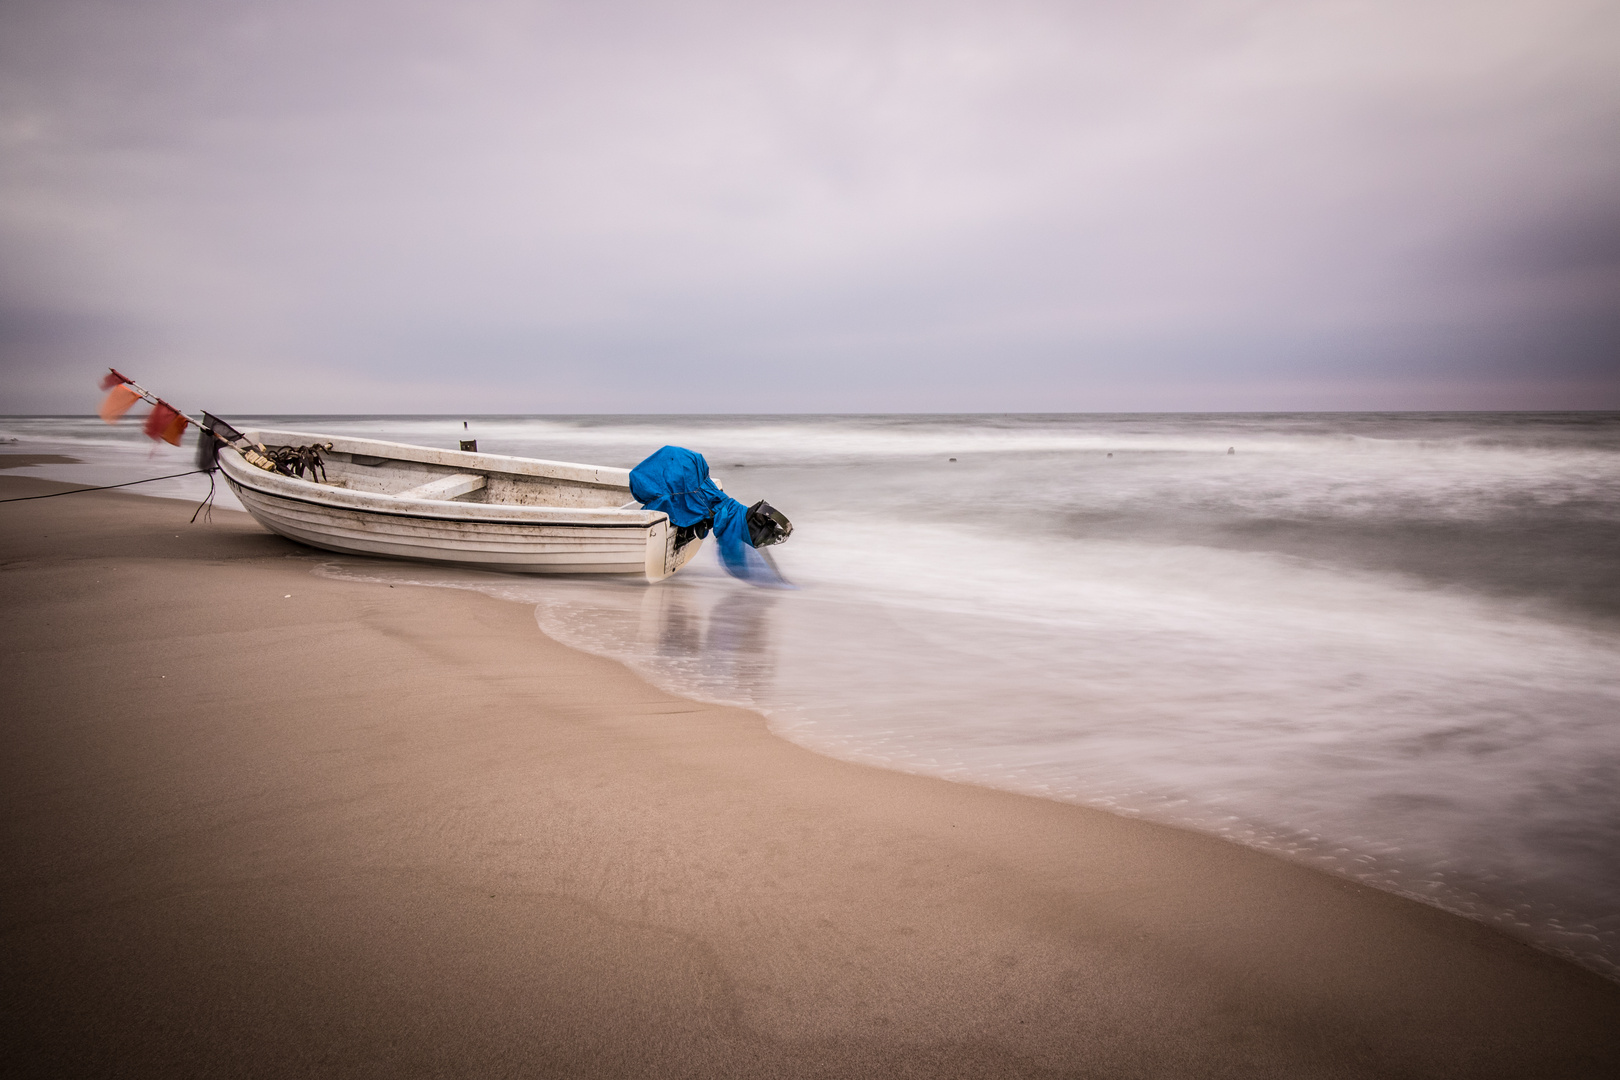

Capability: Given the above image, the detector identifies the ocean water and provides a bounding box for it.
[5,411,1619,980]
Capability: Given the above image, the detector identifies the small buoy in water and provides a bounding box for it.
[463,420,468,430]
[949,457,957,462]
[1107,453,1113,458]
[1227,447,1235,455]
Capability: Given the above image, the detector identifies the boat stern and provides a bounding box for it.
[646,518,704,582]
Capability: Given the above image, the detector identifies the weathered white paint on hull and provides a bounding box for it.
[218,429,704,581]
[228,482,651,573]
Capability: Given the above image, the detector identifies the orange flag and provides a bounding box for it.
[99,384,141,422]
[143,401,188,445]
[159,410,189,446]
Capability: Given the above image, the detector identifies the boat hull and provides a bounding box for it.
[217,430,702,580]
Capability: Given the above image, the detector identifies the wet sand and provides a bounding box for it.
[2,475,1617,1079]
[0,453,85,469]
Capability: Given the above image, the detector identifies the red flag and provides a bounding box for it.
[99,369,132,391]
[99,383,141,422]
[143,401,188,445]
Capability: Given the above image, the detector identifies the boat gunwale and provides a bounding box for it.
[245,428,634,489]
[219,431,663,529]
[222,472,661,530]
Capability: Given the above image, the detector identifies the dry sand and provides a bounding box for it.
[2,475,1617,1079]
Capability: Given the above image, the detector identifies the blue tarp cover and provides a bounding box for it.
[629,445,786,586]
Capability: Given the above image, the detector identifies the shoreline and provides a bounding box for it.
[3,475,1618,1077]
[327,558,1620,987]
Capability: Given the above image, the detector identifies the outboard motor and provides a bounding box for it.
[746,500,792,548]
[629,445,795,586]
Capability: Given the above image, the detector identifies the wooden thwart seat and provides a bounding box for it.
[391,473,487,502]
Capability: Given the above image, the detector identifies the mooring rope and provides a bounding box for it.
[0,468,210,504]
[189,469,217,524]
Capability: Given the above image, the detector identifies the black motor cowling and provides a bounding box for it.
[746,500,792,548]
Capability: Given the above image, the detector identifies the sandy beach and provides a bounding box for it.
[2,473,1617,1079]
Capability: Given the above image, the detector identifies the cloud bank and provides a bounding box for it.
[2,0,1617,412]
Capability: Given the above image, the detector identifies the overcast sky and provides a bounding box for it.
[2,0,1616,413]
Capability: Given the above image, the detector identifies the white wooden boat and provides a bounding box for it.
[216,428,705,581]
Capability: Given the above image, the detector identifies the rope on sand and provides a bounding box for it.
[0,468,209,504]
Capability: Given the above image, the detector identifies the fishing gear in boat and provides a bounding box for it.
[195,411,331,481]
